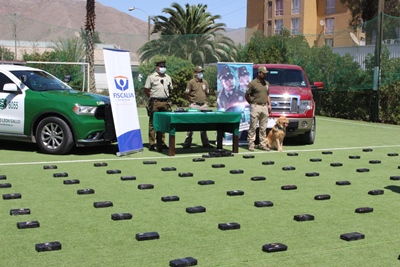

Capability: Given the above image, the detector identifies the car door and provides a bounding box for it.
[0,72,25,134]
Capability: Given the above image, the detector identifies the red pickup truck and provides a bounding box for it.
[253,64,323,144]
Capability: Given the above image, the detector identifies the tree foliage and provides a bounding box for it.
[22,38,86,90]
[340,0,400,26]
[85,0,96,92]
[138,3,237,66]
[241,29,311,65]
[340,1,400,44]
[0,46,15,60]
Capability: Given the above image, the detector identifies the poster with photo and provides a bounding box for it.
[217,62,253,145]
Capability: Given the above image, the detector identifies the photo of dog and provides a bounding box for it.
[266,116,289,152]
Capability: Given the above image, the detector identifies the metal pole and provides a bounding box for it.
[371,0,384,122]
[128,7,151,41]
[13,13,17,59]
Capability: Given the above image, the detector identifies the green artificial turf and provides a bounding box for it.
[1,110,400,266]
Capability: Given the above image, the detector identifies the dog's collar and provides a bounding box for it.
[275,124,284,131]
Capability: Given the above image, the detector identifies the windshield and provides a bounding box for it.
[11,70,72,91]
[254,68,308,87]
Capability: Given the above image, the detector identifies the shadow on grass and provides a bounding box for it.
[0,140,119,156]
[71,144,119,156]
[0,135,308,157]
[0,140,38,153]
[384,185,400,194]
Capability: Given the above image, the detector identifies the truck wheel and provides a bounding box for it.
[36,117,74,154]
[301,117,316,144]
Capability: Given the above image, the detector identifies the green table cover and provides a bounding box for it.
[153,111,242,135]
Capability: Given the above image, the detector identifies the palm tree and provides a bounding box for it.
[138,3,237,66]
[85,0,96,92]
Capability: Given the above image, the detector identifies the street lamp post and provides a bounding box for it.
[128,7,151,41]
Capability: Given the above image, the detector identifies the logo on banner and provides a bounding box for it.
[113,76,134,99]
[114,76,129,91]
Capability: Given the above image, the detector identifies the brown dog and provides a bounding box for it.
[266,116,289,152]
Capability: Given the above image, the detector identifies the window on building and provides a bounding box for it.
[325,38,334,47]
[326,0,335,15]
[268,1,272,19]
[276,0,283,16]
[291,18,300,34]
[325,18,334,35]
[275,20,283,35]
[292,0,300,14]
[267,20,272,36]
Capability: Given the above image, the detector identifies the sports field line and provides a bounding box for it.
[1,144,400,167]
[318,117,400,129]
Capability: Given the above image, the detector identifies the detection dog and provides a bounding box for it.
[266,116,289,152]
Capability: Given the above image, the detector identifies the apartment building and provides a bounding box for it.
[246,0,364,47]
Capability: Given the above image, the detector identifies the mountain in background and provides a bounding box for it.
[0,0,246,56]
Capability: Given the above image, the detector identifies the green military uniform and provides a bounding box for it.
[246,66,271,151]
[183,66,212,148]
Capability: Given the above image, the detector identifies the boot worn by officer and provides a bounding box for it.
[203,143,213,148]
[162,144,169,149]
[149,145,156,151]
[248,142,255,151]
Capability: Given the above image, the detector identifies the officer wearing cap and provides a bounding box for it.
[144,59,173,151]
[182,66,213,149]
[245,66,271,151]
[217,65,242,110]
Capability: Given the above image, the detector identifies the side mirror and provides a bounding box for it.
[3,83,19,92]
[311,82,324,90]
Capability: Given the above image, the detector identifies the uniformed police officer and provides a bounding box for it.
[217,65,242,110]
[144,59,173,151]
[183,66,213,149]
[245,66,271,151]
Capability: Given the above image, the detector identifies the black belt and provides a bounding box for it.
[254,102,268,106]
[152,98,168,102]
[192,102,205,106]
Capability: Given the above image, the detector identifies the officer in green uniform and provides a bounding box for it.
[245,66,271,151]
[144,59,173,151]
[183,66,213,149]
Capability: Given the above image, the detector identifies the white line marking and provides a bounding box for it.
[1,144,400,167]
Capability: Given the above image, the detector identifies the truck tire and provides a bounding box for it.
[36,117,74,154]
[301,117,316,144]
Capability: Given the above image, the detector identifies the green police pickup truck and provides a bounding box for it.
[0,64,116,154]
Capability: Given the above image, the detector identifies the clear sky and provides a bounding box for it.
[96,0,247,29]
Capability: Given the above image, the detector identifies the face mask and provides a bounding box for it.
[197,73,204,79]
[159,67,166,74]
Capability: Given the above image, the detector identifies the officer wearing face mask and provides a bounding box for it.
[182,66,213,149]
[144,59,173,151]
